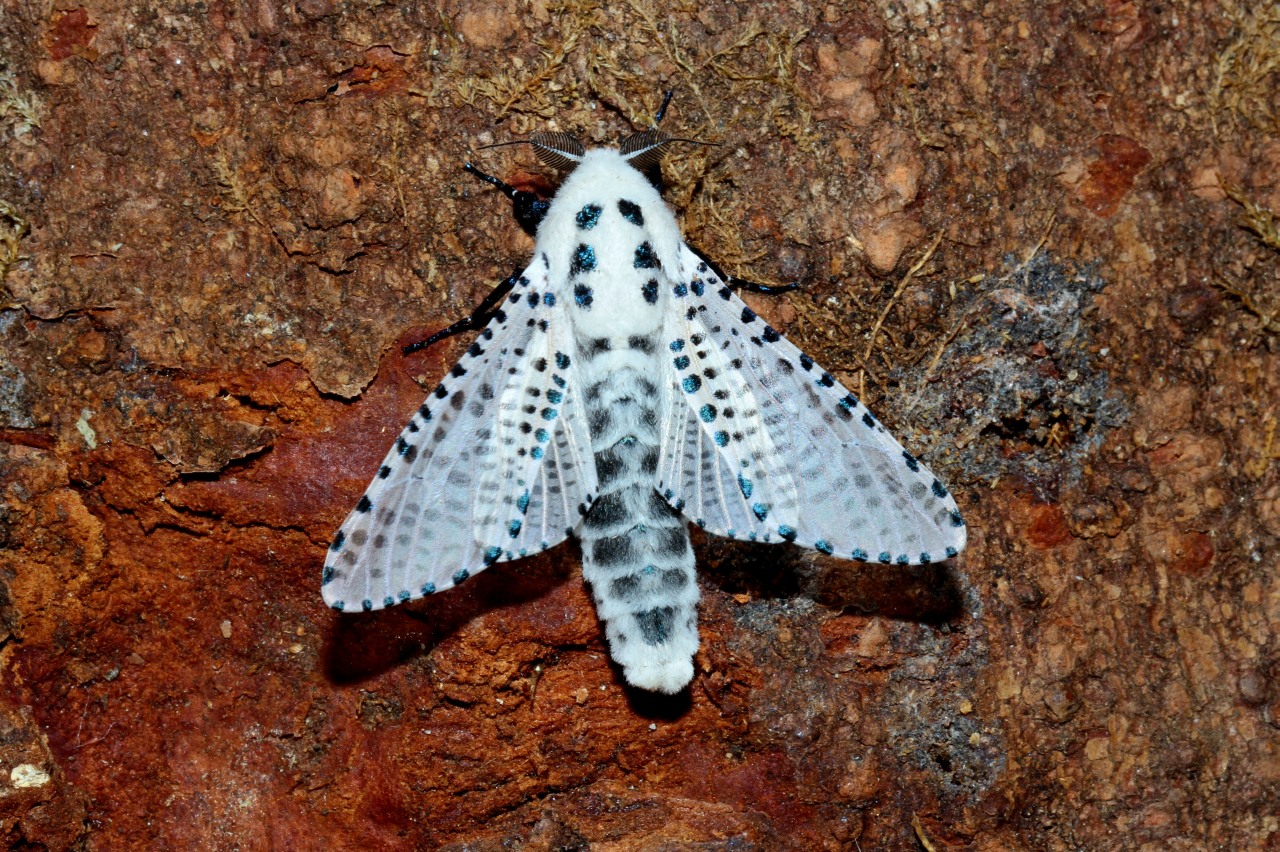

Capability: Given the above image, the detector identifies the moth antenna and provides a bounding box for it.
[475,134,587,174]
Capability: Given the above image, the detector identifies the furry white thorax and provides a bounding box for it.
[537,149,682,340]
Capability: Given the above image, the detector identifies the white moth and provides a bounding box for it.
[322,112,967,694]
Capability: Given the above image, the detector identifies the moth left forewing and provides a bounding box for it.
[322,263,597,613]
[321,321,528,612]
[667,245,966,564]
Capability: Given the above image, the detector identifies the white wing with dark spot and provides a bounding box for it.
[657,244,966,564]
[321,264,598,613]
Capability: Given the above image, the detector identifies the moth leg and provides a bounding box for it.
[402,271,520,354]
[727,277,800,295]
[686,244,800,296]
[654,89,675,124]
[463,163,550,236]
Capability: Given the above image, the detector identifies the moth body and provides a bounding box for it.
[322,130,967,695]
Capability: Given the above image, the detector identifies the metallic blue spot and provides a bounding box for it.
[682,375,701,393]
[547,389,563,404]
[762,325,779,342]
[877,552,891,563]
[950,511,965,527]
[321,565,334,584]
[535,428,550,443]
[576,203,602,229]
[674,355,690,370]
[699,404,716,422]
[896,554,910,564]
[752,503,768,521]
[422,582,436,595]
[903,451,919,472]
[574,283,593,309]
[531,446,544,460]
[509,520,522,538]
[738,474,753,499]
[330,530,345,552]
[815,540,833,555]
[331,600,345,611]
[714,431,729,446]
[556,351,571,369]
[664,488,674,500]
[945,547,958,558]
[778,525,797,542]
[674,498,685,511]
[517,491,530,514]
[571,243,597,274]
[670,339,685,352]
[741,306,756,323]
[642,279,659,304]
[852,548,868,560]
[362,599,373,612]
[692,280,704,296]
[634,241,659,269]
[552,374,566,388]
[543,292,556,306]
[919,552,932,564]
[932,479,948,498]
[542,407,558,420]
[673,282,688,297]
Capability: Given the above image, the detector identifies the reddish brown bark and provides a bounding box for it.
[2,1,1276,848]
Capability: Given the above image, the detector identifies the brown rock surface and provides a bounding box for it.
[2,1,1277,848]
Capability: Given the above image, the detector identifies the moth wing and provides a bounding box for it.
[321,265,598,612]
[656,290,803,542]
[659,245,966,563]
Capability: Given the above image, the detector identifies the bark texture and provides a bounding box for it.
[1,1,1277,849]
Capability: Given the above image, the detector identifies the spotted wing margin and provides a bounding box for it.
[321,264,598,613]
[657,244,966,565]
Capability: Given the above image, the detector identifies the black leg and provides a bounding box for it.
[727,277,800,295]
[654,90,675,125]
[403,271,521,355]
[686,244,800,296]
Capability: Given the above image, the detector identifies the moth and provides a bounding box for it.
[322,98,967,693]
